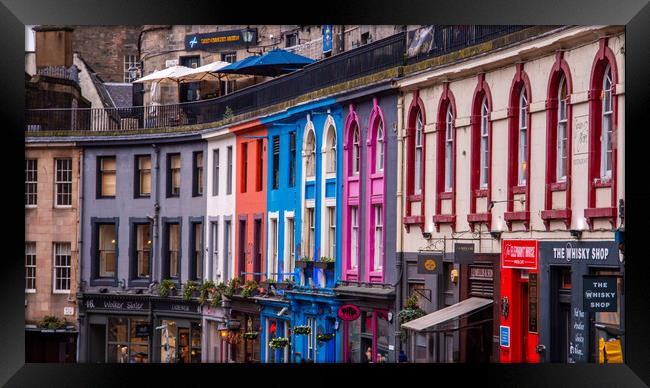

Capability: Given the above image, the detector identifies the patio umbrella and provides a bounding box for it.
[133,65,192,84]
[218,48,315,77]
[176,61,233,83]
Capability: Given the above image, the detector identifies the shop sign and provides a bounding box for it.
[583,276,618,312]
[528,273,538,333]
[501,240,538,270]
[454,243,475,264]
[337,304,361,321]
[154,300,201,314]
[185,28,258,51]
[417,254,441,274]
[135,324,150,338]
[63,307,74,316]
[84,297,149,312]
[469,266,493,280]
[500,326,510,348]
[227,319,241,330]
[165,59,179,68]
[540,241,619,266]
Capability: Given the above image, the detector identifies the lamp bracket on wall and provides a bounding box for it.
[414,288,432,303]
[418,237,445,253]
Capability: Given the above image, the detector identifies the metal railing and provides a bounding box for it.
[25,26,537,133]
[36,65,80,84]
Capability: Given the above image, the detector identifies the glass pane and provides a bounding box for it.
[348,317,361,363]
[130,344,149,363]
[376,312,389,363]
[102,172,116,196]
[108,317,128,343]
[160,320,177,363]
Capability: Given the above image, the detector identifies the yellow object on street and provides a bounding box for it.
[599,337,623,363]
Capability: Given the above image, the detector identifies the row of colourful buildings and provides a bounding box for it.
[25,24,625,364]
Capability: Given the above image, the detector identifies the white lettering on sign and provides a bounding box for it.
[63,307,74,316]
[507,245,536,258]
[552,246,610,262]
[171,304,190,312]
[104,301,123,309]
[85,300,95,309]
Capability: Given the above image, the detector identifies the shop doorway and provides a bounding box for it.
[89,324,106,363]
[159,320,201,363]
[550,267,571,362]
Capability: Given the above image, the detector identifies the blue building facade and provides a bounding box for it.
[258,98,344,362]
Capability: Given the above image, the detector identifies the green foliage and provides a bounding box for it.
[157,279,176,297]
[38,315,65,330]
[405,293,420,310]
[198,280,215,306]
[210,292,222,307]
[319,256,335,263]
[183,280,199,301]
[317,333,335,342]
[242,332,259,340]
[223,106,234,120]
[269,337,289,349]
[299,256,313,262]
[293,325,312,335]
[241,280,258,298]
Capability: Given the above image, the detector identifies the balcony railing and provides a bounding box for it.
[36,65,80,84]
[25,26,537,133]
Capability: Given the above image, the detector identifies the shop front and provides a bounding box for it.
[499,239,540,363]
[258,297,293,363]
[223,297,262,363]
[334,284,396,363]
[153,298,203,363]
[202,303,228,363]
[537,240,624,364]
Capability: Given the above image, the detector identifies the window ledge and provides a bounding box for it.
[550,182,567,192]
[474,189,488,198]
[54,205,73,209]
[584,207,617,230]
[512,186,527,195]
[25,205,37,209]
[408,194,423,202]
[433,214,456,223]
[594,178,612,188]
[467,213,490,223]
[504,211,529,221]
[403,215,424,225]
[370,172,384,179]
[25,289,36,294]
[53,290,71,295]
[439,191,454,200]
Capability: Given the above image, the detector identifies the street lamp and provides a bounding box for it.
[128,63,140,83]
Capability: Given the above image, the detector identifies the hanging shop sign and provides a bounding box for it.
[583,275,618,312]
[185,28,258,51]
[540,241,619,266]
[337,304,361,321]
[454,243,475,264]
[83,296,149,312]
[226,319,241,330]
[417,254,442,274]
[501,240,539,270]
[528,273,538,333]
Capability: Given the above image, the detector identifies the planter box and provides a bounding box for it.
[314,261,334,270]
[296,261,313,269]
[275,282,294,290]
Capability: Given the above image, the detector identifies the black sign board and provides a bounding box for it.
[583,275,618,312]
[154,300,201,314]
[417,254,442,275]
[454,243,475,264]
[185,29,258,51]
[227,319,241,330]
[528,273,538,333]
[135,324,151,338]
[83,296,149,312]
[540,241,619,265]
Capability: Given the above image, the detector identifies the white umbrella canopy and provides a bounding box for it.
[133,65,193,84]
[176,61,231,83]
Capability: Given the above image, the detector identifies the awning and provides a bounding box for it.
[218,48,315,77]
[401,297,492,332]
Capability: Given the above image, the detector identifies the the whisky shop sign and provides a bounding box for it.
[540,241,619,265]
[185,28,258,51]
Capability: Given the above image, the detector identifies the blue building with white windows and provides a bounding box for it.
[258,98,344,362]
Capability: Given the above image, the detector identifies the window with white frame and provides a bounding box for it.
[25,242,36,292]
[351,206,359,269]
[480,97,489,188]
[285,217,295,275]
[328,207,336,258]
[135,223,151,279]
[374,205,383,271]
[224,220,232,282]
[226,146,233,194]
[414,111,423,194]
[306,208,315,257]
[307,317,316,360]
[211,222,219,279]
[53,242,71,292]
[518,89,528,185]
[213,149,220,196]
[123,54,138,83]
[376,120,384,173]
[55,158,72,206]
[445,105,454,191]
[601,65,613,180]
[25,159,37,206]
[192,222,203,280]
[557,76,569,182]
[326,126,337,174]
[270,218,278,280]
[352,126,360,175]
[305,130,316,178]
[98,224,116,278]
[168,223,180,279]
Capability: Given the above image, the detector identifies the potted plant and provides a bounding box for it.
[315,256,335,270]
[293,325,311,336]
[317,333,335,342]
[183,280,199,301]
[296,256,313,269]
[38,315,65,330]
[157,279,177,297]
[275,278,295,290]
[224,277,241,298]
[269,337,290,350]
[242,331,259,340]
[241,280,259,298]
[210,291,222,308]
[261,278,276,290]
[198,280,215,306]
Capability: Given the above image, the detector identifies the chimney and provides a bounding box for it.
[33,25,74,70]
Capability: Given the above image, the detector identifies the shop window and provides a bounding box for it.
[193,151,203,197]
[25,159,37,206]
[346,315,361,362]
[98,156,116,199]
[167,153,181,197]
[135,155,151,198]
[25,242,36,292]
[108,317,149,363]
[235,314,261,363]
[444,262,454,293]
[376,311,389,363]
[55,158,73,206]
[288,132,296,187]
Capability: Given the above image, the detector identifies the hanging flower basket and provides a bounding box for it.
[293,325,312,335]
[242,332,259,340]
[317,333,335,342]
[269,337,290,350]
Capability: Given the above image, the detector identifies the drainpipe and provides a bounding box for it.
[75,148,84,362]
[394,93,405,359]
[152,143,161,286]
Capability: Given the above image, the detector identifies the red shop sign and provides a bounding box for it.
[337,304,361,321]
[501,239,539,270]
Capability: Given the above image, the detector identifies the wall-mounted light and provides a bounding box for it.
[490,231,502,240]
[422,231,432,240]
[570,229,583,240]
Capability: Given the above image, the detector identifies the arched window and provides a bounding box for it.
[601,64,613,179]
[480,97,489,187]
[375,120,384,173]
[414,111,423,194]
[518,88,528,186]
[352,126,360,175]
[444,105,454,191]
[305,130,316,178]
[557,75,569,181]
[326,126,336,174]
